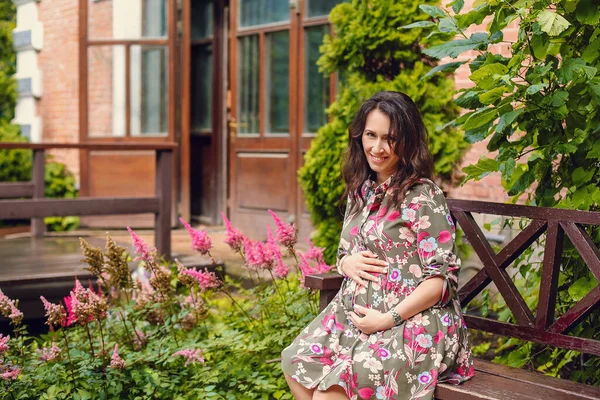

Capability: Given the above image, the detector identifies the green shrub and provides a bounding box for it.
[298,0,468,264]
[410,0,600,384]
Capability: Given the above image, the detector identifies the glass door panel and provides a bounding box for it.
[265,30,289,135]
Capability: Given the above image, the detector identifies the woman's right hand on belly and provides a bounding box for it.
[340,250,388,287]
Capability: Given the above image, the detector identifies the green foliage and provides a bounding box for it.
[0,234,317,398]
[299,0,468,263]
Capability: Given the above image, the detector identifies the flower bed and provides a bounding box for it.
[0,211,329,399]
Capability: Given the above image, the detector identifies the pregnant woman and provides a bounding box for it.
[281,91,474,399]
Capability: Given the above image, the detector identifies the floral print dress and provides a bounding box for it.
[281,177,474,399]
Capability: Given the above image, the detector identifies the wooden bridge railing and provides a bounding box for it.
[0,142,177,258]
[306,199,600,357]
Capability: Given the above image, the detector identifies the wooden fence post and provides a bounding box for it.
[32,149,45,238]
[155,149,172,259]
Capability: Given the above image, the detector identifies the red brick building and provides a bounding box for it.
[13,0,511,238]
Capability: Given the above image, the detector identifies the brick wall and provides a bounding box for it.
[35,0,522,204]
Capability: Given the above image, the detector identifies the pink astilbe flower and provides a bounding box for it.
[267,226,289,278]
[63,278,107,326]
[0,366,20,381]
[268,209,297,249]
[127,227,157,264]
[40,296,67,327]
[133,329,147,350]
[172,348,205,366]
[220,212,245,252]
[38,343,61,362]
[297,252,317,287]
[180,217,212,256]
[181,268,222,292]
[0,334,9,353]
[110,344,126,370]
[0,289,23,325]
[303,239,333,274]
[244,237,275,271]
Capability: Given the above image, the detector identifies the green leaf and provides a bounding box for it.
[576,0,600,25]
[586,141,600,158]
[419,5,446,18]
[423,33,489,59]
[538,10,571,36]
[462,107,498,130]
[526,83,548,95]
[558,58,597,84]
[400,21,436,29]
[423,61,465,79]
[462,156,500,181]
[582,36,600,63]
[456,5,490,29]
[572,167,594,185]
[450,0,465,14]
[479,86,508,104]
[464,122,493,144]
[530,33,550,59]
[455,90,483,109]
[496,108,524,132]
[470,63,508,90]
[551,90,569,106]
[568,277,598,302]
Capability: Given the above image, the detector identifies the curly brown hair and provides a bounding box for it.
[342,91,434,214]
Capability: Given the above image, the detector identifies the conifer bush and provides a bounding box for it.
[298,0,468,263]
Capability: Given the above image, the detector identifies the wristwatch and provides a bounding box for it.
[389,308,404,326]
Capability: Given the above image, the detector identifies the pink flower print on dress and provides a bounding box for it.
[401,207,417,222]
[438,230,452,243]
[179,217,212,256]
[350,225,360,236]
[418,371,432,385]
[408,264,422,278]
[415,333,433,351]
[418,235,438,259]
[386,210,400,221]
[388,268,401,282]
[310,343,323,355]
[433,330,445,344]
[441,313,451,326]
[378,347,391,361]
[357,387,375,399]
[376,206,388,219]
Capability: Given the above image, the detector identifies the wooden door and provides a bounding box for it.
[80,0,178,228]
[228,0,342,239]
[228,1,300,239]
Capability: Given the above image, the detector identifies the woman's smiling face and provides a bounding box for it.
[361,109,399,184]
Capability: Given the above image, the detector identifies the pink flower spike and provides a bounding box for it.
[0,334,10,353]
[173,348,205,366]
[181,268,222,292]
[110,344,126,370]
[39,343,61,362]
[220,212,245,252]
[40,296,67,327]
[179,218,212,256]
[127,227,157,263]
[267,226,289,278]
[305,239,326,265]
[268,209,297,248]
[0,367,20,381]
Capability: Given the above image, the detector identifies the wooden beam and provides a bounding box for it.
[155,150,172,259]
[0,183,34,198]
[0,142,178,151]
[0,197,160,219]
[31,149,46,237]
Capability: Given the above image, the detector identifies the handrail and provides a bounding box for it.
[0,142,178,151]
[0,143,176,258]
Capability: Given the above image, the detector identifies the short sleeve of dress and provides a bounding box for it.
[409,182,461,307]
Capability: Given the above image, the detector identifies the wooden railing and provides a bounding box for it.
[0,142,177,258]
[307,199,600,356]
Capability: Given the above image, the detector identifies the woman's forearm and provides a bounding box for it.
[381,276,444,330]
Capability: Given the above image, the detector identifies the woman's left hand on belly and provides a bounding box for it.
[349,304,394,334]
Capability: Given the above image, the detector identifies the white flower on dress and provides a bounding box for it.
[408,263,422,278]
[399,227,416,243]
[363,357,383,373]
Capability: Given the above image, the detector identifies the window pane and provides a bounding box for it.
[304,25,329,133]
[265,31,289,135]
[88,46,126,138]
[191,44,213,134]
[88,0,167,39]
[239,0,289,28]
[191,0,214,40]
[237,35,259,135]
[306,0,346,18]
[130,45,169,136]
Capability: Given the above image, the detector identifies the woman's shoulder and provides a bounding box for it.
[402,178,446,205]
